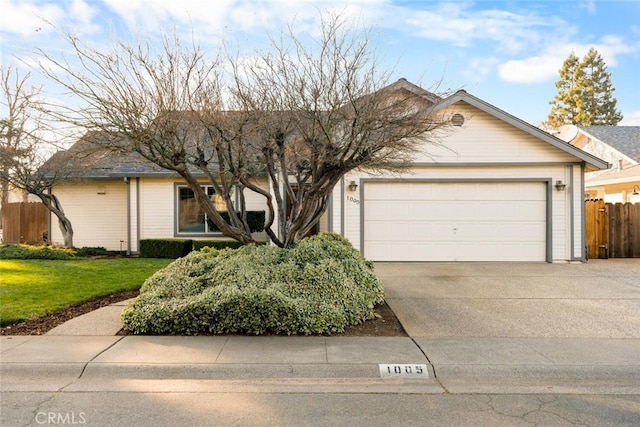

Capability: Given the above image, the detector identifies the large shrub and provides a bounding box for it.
[121,233,385,335]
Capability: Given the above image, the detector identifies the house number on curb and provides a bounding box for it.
[379,364,429,378]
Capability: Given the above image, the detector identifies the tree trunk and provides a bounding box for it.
[37,192,74,248]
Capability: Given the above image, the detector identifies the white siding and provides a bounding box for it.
[52,177,271,251]
[50,181,128,251]
[138,178,174,239]
[128,178,139,253]
[572,165,584,260]
[331,100,592,262]
[414,104,578,164]
[138,177,270,243]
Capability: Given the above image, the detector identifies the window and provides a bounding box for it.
[177,185,230,234]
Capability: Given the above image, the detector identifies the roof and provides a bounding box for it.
[578,126,640,163]
[42,132,171,179]
[43,80,609,178]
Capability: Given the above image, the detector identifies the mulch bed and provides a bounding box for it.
[1,292,407,337]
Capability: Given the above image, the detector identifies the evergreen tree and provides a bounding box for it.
[548,52,581,127]
[548,48,623,127]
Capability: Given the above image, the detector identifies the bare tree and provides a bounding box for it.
[0,66,75,247]
[35,14,451,248]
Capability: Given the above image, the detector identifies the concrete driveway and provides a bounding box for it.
[375,259,640,394]
[376,259,640,338]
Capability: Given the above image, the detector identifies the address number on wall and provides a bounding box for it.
[379,364,429,378]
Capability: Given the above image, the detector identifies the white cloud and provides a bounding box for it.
[497,53,567,84]
[0,0,65,36]
[497,37,639,84]
[620,110,640,126]
[0,0,100,41]
[461,56,500,82]
[580,0,597,14]
[100,0,385,42]
[400,2,564,54]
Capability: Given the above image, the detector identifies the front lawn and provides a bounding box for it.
[0,258,172,326]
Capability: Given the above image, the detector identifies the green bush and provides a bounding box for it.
[0,244,122,260]
[192,240,244,251]
[0,244,76,260]
[139,239,193,259]
[122,232,385,335]
[74,246,116,257]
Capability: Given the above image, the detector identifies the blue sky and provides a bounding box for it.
[1,0,639,126]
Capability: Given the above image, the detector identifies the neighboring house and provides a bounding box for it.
[556,125,640,204]
[45,79,607,262]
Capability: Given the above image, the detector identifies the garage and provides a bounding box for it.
[363,181,548,262]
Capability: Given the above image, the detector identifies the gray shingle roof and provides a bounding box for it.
[41,132,173,179]
[579,126,640,162]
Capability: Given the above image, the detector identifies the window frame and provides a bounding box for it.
[174,183,235,236]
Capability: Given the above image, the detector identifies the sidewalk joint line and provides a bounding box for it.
[77,336,126,380]
[410,337,449,394]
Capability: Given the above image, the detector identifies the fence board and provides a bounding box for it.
[585,199,609,259]
[586,200,640,258]
[1,202,48,244]
[632,203,640,257]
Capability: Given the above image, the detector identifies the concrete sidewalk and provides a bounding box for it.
[2,260,640,396]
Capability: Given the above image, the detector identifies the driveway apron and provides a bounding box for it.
[375,260,640,393]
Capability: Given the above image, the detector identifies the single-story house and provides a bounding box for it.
[556,125,640,203]
[45,78,608,262]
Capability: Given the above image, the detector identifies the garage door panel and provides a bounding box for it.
[456,243,545,261]
[455,223,546,241]
[365,221,458,241]
[363,182,547,262]
[365,242,458,261]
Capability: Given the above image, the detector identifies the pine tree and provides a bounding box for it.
[548,52,581,127]
[548,48,623,127]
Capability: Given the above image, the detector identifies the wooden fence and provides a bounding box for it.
[585,200,640,258]
[1,202,48,244]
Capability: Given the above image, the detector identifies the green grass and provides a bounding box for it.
[0,258,172,326]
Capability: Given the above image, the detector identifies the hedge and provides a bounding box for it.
[139,239,193,259]
[139,239,247,258]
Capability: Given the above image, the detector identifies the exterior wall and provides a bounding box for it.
[138,177,270,247]
[415,105,578,164]
[339,165,577,262]
[588,182,640,204]
[333,102,588,263]
[137,178,174,240]
[571,165,584,260]
[50,180,128,251]
[51,177,270,251]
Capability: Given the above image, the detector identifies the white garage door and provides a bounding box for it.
[363,182,547,261]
